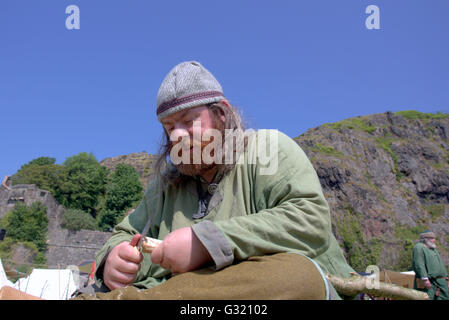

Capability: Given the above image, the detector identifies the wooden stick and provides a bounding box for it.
[326,273,429,300]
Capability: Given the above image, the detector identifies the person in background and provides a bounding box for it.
[412,230,449,300]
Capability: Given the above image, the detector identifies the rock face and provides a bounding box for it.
[0,184,111,268]
[295,111,449,271]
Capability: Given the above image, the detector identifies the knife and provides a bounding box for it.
[137,210,157,252]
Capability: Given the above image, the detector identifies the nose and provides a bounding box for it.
[170,126,191,145]
[171,128,188,137]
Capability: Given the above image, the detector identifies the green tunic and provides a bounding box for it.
[412,242,449,300]
[93,129,354,290]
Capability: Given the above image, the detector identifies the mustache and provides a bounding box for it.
[425,240,437,249]
[168,136,218,151]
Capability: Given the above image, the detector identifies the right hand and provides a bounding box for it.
[425,279,432,289]
[103,234,143,290]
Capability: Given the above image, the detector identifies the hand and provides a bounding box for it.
[425,279,432,289]
[103,234,143,290]
[151,227,212,274]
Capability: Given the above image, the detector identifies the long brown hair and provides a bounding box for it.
[153,101,247,189]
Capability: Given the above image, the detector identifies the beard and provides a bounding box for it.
[424,239,437,249]
[174,162,216,177]
[169,134,222,177]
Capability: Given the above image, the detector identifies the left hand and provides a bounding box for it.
[150,227,212,274]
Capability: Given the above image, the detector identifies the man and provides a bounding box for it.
[76,61,354,300]
[412,230,449,300]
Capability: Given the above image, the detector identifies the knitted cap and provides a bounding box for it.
[156,61,225,120]
[419,230,436,240]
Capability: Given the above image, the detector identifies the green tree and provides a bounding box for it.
[2,202,49,251]
[105,164,143,212]
[97,209,124,232]
[98,164,143,231]
[59,152,109,215]
[26,157,56,166]
[11,157,68,197]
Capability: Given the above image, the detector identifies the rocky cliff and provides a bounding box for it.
[294,111,449,271]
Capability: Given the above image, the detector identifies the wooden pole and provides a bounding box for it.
[326,273,429,300]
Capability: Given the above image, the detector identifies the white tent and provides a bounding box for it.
[13,268,79,300]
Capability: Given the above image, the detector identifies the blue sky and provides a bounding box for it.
[1,0,448,179]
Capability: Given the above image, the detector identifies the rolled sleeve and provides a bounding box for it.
[192,220,234,270]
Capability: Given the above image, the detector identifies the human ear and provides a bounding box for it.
[220,99,230,108]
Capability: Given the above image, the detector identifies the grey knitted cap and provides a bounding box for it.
[420,230,436,239]
[156,61,225,120]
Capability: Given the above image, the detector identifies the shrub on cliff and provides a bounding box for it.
[0,239,46,274]
[395,110,448,120]
[97,209,124,232]
[60,208,98,231]
[0,202,49,252]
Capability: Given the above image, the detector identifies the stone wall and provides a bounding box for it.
[0,183,111,268]
[46,229,111,268]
